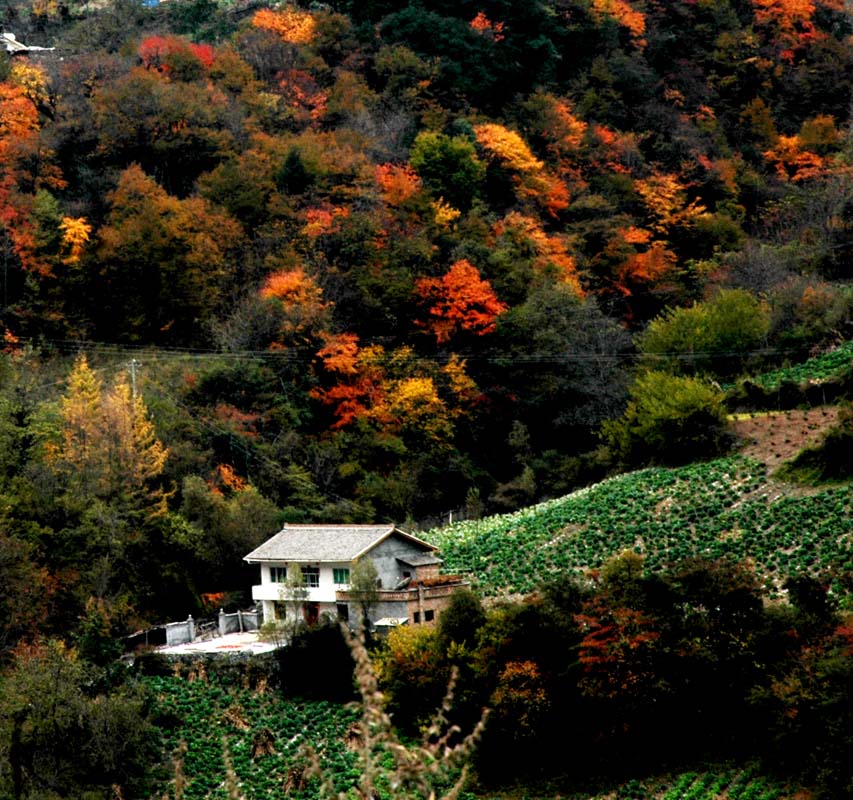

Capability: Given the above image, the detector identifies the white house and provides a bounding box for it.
[245,524,468,628]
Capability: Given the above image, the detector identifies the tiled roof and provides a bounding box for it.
[244,524,437,563]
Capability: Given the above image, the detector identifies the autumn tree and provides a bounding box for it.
[138,35,215,81]
[95,165,246,345]
[90,66,237,196]
[46,354,169,516]
[259,267,331,346]
[415,259,507,344]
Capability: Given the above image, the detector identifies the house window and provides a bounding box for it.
[301,565,320,588]
[413,611,420,624]
[270,566,287,583]
[424,609,435,622]
[333,568,350,585]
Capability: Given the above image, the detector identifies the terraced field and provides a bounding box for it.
[147,674,795,800]
[426,456,853,597]
[149,675,360,800]
[579,766,796,800]
[751,340,853,389]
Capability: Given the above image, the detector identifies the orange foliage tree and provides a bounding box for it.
[0,64,62,278]
[752,0,815,30]
[312,336,477,443]
[375,163,421,206]
[252,7,317,44]
[492,213,584,297]
[277,69,328,126]
[470,11,505,41]
[589,0,647,45]
[519,92,588,177]
[763,136,824,181]
[415,260,508,344]
[259,267,331,342]
[576,600,662,702]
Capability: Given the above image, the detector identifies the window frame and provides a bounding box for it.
[301,565,320,588]
[333,567,350,585]
[269,566,287,583]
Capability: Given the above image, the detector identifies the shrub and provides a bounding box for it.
[639,289,770,378]
[602,371,730,466]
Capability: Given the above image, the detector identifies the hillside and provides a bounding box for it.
[427,335,853,598]
[4,1,853,798]
[427,454,853,597]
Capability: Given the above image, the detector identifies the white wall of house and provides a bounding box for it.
[252,561,353,623]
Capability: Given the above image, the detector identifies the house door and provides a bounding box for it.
[304,602,320,626]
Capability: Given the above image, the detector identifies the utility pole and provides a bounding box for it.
[128,358,140,400]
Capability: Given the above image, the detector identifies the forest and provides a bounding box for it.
[2,0,853,797]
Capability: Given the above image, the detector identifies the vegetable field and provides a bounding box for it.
[147,674,795,800]
[579,765,795,800]
[148,675,360,800]
[751,340,853,389]
[426,456,853,596]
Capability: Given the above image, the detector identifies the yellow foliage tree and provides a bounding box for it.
[59,216,92,264]
[9,61,50,110]
[635,172,707,235]
[369,376,453,442]
[473,123,543,173]
[48,355,169,515]
[431,197,462,227]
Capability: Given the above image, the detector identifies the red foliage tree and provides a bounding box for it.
[415,260,507,344]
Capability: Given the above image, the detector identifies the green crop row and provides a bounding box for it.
[426,456,853,598]
[578,766,795,800]
[145,678,799,800]
[750,340,853,390]
[147,675,359,800]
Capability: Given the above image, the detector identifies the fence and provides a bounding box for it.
[414,506,475,533]
[165,615,196,646]
[123,608,261,651]
[218,608,260,636]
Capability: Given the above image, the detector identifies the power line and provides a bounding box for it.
[1,334,838,366]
